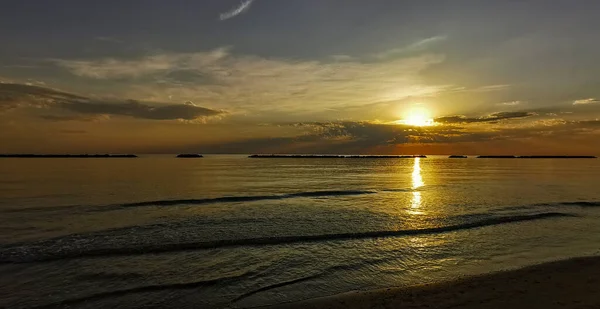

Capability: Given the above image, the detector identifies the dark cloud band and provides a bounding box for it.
[0,82,224,121]
[434,111,535,124]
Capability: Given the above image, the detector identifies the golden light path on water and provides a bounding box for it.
[411,157,424,213]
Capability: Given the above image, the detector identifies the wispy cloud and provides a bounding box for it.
[374,36,447,59]
[94,36,122,43]
[573,98,599,105]
[220,0,254,21]
[499,100,522,106]
[51,47,447,116]
[444,84,511,94]
[471,84,511,92]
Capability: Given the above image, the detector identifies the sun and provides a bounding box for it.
[398,107,434,126]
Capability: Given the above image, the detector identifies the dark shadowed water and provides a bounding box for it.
[1,155,600,308]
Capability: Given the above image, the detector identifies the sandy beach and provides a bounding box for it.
[264,256,600,309]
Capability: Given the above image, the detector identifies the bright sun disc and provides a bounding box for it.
[401,107,434,126]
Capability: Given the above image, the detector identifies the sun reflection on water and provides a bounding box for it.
[410,158,424,213]
[411,191,422,209]
[412,158,424,189]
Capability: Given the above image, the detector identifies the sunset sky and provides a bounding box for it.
[1,0,599,154]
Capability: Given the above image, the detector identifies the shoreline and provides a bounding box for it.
[261,255,600,309]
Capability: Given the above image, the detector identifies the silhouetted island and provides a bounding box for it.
[449,155,468,158]
[347,155,427,158]
[176,154,204,158]
[518,156,597,159]
[477,155,596,159]
[477,155,517,158]
[248,155,427,158]
[0,154,138,158]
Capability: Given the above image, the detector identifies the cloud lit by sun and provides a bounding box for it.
[396,107,434,126]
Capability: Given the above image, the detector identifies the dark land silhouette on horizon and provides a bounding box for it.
[176,154,204,158]
[248,155,428,158]
[0,154,138,158]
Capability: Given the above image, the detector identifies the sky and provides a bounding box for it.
[1,0,599,154]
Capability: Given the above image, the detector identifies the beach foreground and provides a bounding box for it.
[264,256,600,309]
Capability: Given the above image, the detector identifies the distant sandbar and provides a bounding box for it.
[248,155,427,158]
[0,154,138,158]
[176,154,204,158]
[477,155,596,159]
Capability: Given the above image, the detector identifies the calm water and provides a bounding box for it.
[1,155,600,308]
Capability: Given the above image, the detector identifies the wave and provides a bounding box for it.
[0,204,87,214]
[76,271,145,281]
[0,212,574,264]
[118,189,378,208]
[380,188,413,192]
[232,273,322,303]
[232,255,397,303]
[1,189,379,214]
[33,256,396,308]
[559,201,600,207]
[31,271,256,309]
[3,188,421,214]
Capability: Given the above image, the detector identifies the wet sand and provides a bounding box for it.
[264,256,600,309]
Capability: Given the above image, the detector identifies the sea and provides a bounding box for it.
[1,155,600,308]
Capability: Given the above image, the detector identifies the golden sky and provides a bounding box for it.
[1,1,599,154]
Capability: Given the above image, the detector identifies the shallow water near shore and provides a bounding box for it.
[1,155,600,308]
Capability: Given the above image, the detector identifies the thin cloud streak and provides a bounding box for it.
[374,36,447,59]
[471,84,511,92]
[220,0,254,21]
[573,98,599,105]
[500,101,522,106]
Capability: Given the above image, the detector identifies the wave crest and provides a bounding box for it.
[119,190,378,208]
[0,212,574,264]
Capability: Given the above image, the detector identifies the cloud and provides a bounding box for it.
[499,100,522,106]
[0,82,85,101]
[374,36,447,59]
[470,84,511,92]
[577,119,600,127]
[330,55,355,62]
[434,111,535,124]
[58,100,222,120]
[51,47,447,116]
[189,121,485,154]
[192,117,600,154]
[39,114,109,122]
[94,36,122,43]
[296,121,469,145]
[0,82,224,121]
[220,0,254,21]
[573,98,599,105]
[0,82,85,112]
[442,84,512,94]
[51,51,225,79]
[59,129,87,134]
[50,47,228,79]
